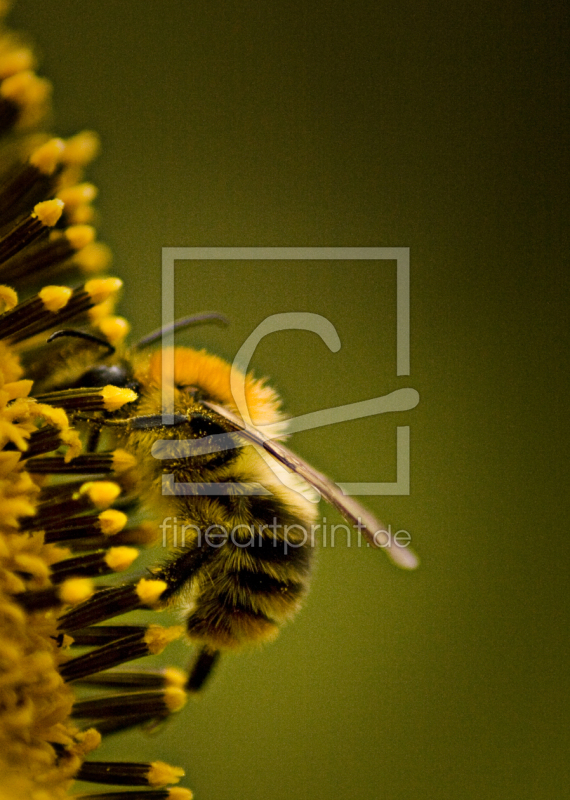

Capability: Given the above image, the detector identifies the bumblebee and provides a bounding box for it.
[24,313,417,691]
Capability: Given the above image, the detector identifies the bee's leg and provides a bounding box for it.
[86,424,102,452]
[73,412,105,452]
[186,647,220,693]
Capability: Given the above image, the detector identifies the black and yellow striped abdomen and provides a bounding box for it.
[177,491,316,649]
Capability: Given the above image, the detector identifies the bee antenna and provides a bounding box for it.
[46,329,116,355]
[135,311,230,350]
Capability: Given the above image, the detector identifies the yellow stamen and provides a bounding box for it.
[59,577,94,605]
[64,223,95,250]
[32,198,64,227]
[104,546,138,572]
[38,285,73,312]
[85,276,122,304]
[79,480,121,509]
[73,241,112,274]
[98,509,128,536]
[97,315,130,345]
[63,130,100,165]
[29,137,66,174]
[100,385,138,412]
[147,761,185,788]
[136,578,168,607]
[0,285,17,312]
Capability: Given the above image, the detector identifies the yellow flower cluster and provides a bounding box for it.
[0,7,191,799]
[0,341,100,799]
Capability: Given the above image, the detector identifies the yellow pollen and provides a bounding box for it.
[168,789,194,800]
[101,385,138,411]
[64,223,95,250]
[85,277,123,304]
[136,578,168,607]
[0,285,17,312]
[32,198,64,227]
[104,546,138,572]
[144,625,185,655]
[63,130,100,165]
[97,315,130,345]
[0,47,35,79]
[59,577,94,605]
[38,285,73,312]
[57,182,97,206]
[29,137,66,174]
[164,667,187,688]
[73,241,112,274]
[80,480,121,508]
[164,686,187,713]
[98,509,128,536]
[146,761,185,788]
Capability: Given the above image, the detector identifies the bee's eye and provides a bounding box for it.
[77,364,137,392]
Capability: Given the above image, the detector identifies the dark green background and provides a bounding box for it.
[11,2,569,799]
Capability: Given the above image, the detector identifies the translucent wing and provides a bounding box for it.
[204,401,419,570]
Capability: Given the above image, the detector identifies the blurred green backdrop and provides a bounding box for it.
[11,2,569,799]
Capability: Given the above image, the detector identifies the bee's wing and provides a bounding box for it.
[204,401,419,570]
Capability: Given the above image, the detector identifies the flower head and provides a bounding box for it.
[0,8,191,799]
